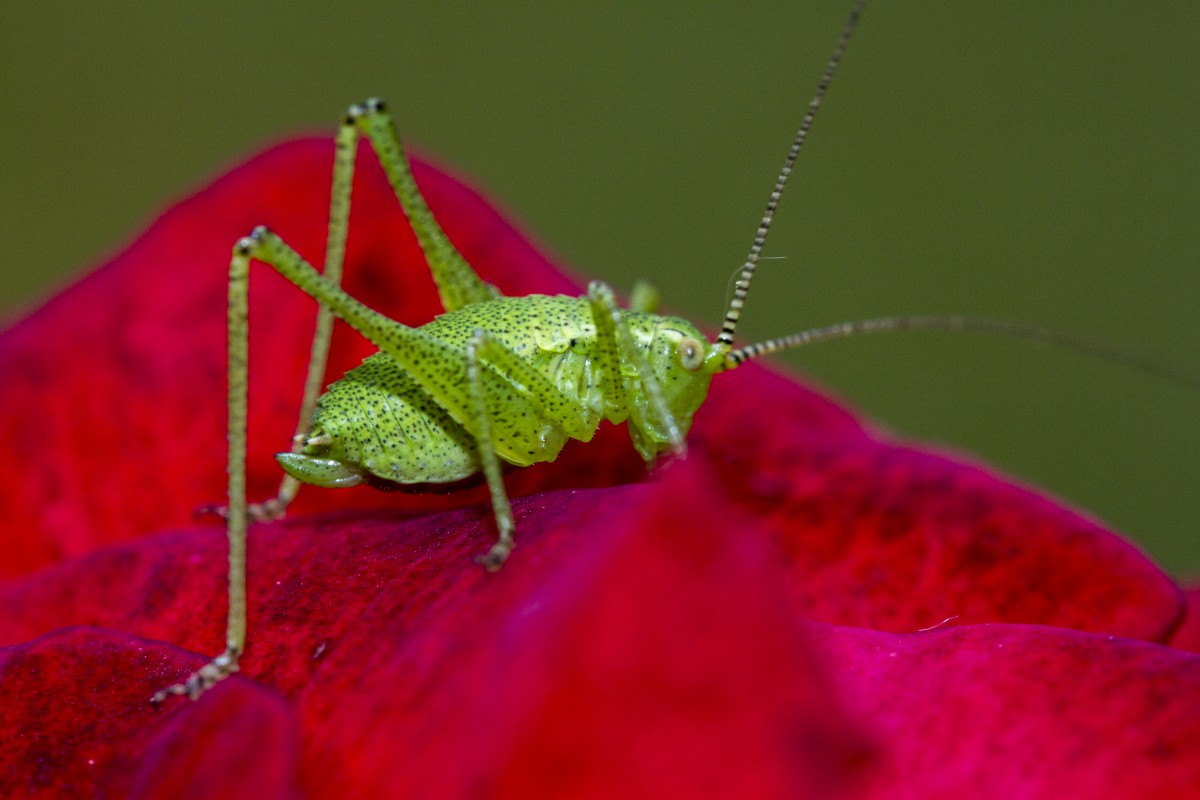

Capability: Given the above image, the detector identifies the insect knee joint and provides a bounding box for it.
[234,226,271,256]
[346,98,386,124]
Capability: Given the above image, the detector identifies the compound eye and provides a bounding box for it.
[677,337,704,371]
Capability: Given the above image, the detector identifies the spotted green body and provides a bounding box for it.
[285,296,713,489]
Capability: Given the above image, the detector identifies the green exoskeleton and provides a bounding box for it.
[151,0,1192,703]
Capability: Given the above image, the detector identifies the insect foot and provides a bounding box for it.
[246,496,289,522]
[194,497,289,523]
[150,648,240,705]
[475,537,514,573]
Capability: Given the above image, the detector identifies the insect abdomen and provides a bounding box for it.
[300,354,481,485]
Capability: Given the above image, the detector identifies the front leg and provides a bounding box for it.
[586,281,684,463]
[152,234,253,704]
[150,650,239,704]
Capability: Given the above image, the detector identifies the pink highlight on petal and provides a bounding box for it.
[811,622,1200,797]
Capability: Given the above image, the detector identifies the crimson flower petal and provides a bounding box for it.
[4,458,874,797]
[0,628,302,800]
[695,424,1183,639]
[2,132,1194,796]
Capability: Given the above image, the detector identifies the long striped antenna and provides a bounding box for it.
[715,0,867,350]
[722,314,1200,390]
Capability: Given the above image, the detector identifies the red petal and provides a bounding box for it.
[131,681,303,800]
[301,457,872,797]
[2,458,874,797]
[811,623,1200,797]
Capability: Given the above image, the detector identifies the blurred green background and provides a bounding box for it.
[2,2,1197,571]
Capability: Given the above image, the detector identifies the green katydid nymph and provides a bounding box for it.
[151,0,1193,703]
